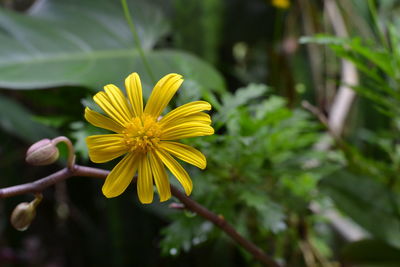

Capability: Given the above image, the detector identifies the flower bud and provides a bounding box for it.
[10,195,42,231]
[26,139,59,166]
[10,202,37,231]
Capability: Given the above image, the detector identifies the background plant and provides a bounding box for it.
[1,0,400,266]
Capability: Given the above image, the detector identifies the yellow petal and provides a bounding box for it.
[86,134,128,163]
[93,91,129,126]
[149,151,171,202]
[144,73,183,117]
[162,112,211,128]
[103,84,133,121]
[161,122,214,140]
[159,141,206,169]
[137,155,154,204]
[102,153,138,198]
[160,101,211,127]
[84,107,124,133]
[155,149,193,196]
[125,72,143,117]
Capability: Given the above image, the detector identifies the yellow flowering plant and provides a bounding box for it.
[271,0,290,9]
[85,73,214,203]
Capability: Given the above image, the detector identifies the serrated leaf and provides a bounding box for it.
[160,216,212,256]
[239,190,286,233]
[222,83,268,108]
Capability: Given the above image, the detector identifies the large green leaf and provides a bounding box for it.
[320,170,400,249]
[0,94,57,142]
[0,0,225,93]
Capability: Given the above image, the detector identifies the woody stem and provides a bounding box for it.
[0,164,280,267]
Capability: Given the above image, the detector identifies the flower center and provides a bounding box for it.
[122,114,162,153]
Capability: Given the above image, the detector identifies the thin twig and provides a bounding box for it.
[301,101,329,129]
[170,186,280,267]
[302,100,342,147]
[0,165,280,267]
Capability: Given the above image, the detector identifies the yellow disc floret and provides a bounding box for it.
[123,114,162,153]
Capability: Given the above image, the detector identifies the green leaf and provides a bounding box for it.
[239,190,286,233]
[215,84,268,128]
[302,35,393,82]
[302,33,400,116]
[320,170,400,249]
[70,121,101,160]
[348,39,395,77]
[0,95,58,142]
[222,83,268,109]
[160,215,213,256]
[280,173,319,199]
[0,1,225,94]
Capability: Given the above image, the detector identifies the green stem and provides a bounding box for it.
[52,136,76,170]
[121,0,156,84]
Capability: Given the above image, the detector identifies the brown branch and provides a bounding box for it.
[0,165,280,267]
[302,100,350,153]
[0,168,72,198]
[170,186,280,267]
[301,101,329,129]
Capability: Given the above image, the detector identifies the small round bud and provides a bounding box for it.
[26,139,59,166]
[10,202,36,231]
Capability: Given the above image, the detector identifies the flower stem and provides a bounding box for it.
[52,136,76,170]
[0,164,280,266]
[121,0,156,84]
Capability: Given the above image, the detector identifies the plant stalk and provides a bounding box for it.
[0,164,280,267]
[121,0,156,84]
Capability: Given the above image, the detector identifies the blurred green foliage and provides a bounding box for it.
[162,84,341,261]
[1,0,400,266]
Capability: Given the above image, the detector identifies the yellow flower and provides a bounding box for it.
[271,0,290,9]
[85,73,214,204]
